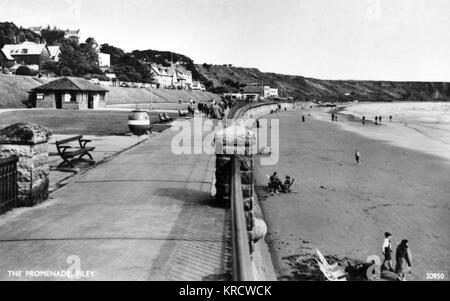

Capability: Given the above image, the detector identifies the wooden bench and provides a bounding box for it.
[159,114,171,124]
[178,110,188,118]
[56,136,95,168]
[164,113,173,123]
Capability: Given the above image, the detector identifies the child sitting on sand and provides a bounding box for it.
[281,176,296,193]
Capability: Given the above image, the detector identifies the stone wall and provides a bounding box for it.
[0,123,51,207]
[36,93,56,109]
[217,102,296,280]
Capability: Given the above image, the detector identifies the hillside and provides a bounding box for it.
[0,75,220,108]
[196,64,450,102]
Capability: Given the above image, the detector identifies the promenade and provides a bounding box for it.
[0,119,231,281]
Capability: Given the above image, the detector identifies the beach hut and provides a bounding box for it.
[30,77,108,110]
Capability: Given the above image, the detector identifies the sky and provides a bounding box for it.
[1,0,450,82]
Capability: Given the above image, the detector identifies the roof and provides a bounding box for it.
[242,86,264,94]
[28,26,43,34]
[0,49,14,61]
[2,42,48,56]
[32,77,109,93]
[47,46,61,58]
[65,29,80,35]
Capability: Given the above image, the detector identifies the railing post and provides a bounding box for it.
[0,123,51,207]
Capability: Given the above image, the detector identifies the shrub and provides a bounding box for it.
[118,74,131,82]
[15,66,33,76]
[61,67,73,76]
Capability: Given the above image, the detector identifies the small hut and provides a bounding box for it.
[30,77,108,110]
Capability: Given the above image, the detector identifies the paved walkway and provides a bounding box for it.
[0,119,231,281]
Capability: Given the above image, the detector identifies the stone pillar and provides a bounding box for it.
[0,123,52,207]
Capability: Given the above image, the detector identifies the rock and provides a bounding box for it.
[0,123,52,145]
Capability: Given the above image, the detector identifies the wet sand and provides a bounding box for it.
[255,110,450,281]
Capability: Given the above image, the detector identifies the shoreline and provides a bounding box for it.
[312,103,450,164]
[255,110,450,281]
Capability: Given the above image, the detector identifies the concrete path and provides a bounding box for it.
[0,119,231,281]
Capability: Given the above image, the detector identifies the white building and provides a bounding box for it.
[65,29,81,40]
[98,53,111,68]
[191,82,206,91]
[263,86,279,99]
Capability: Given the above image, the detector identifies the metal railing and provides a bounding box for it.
[0,156,19,215]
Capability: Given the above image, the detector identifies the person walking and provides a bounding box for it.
[389,115,393,122]
[382,232,394,272]
[355,150,361,165]
[302,115,306,123]
[362,116,366,125]
[375,116,378,125]
[395,239,412,281]
[379,116,382,123]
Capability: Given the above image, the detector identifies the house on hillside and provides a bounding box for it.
[191,82,206,91]
[65,29,81,40]
[150,64,194,89]
[151,64,178,88]
[241,85,264,101]
[2,42,51,70]
[48,46,61,62]
[98,53,111,68]
[175,67,193,89]
[30,77,108,110]
[0,49,15,70]
[263,86,279,99]
[28,26,43,36]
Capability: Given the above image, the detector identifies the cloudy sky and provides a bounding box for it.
[1,0,449,81]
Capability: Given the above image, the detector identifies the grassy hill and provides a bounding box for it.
[196,64,450,102]
[0,75,48,108]
[0,75,221,108]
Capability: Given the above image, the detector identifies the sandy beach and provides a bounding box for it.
[255,109,450,281]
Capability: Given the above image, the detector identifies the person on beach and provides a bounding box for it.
[302,115,306,123]
[379,116,382,123]
[375,116,378,125]
[331,114,335,122]
[382,232,394,272]
[268,172,282,194]
[389,115,393,122]
[281,176,295,193]
[355,150,361,165]
[362,116,366,125]
[395,239,412,281]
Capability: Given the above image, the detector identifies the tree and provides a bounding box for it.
[58,38,99,76]
[41,26,65,45]
[15,66,33,76]
[61,66,73,76]
[118,74,131,82]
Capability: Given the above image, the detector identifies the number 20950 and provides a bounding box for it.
[425,272,447,281]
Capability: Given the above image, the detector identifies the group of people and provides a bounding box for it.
[197,99,228,120]
[331,113,338,122]
[382,232,413,281]
[361,115,393,125]
[268,172,296,194]
[180,99,230,120]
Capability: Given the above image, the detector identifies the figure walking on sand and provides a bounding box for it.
[355,150,361,165]
[382,232,394,272]
[395,239,412,281]
[362,116,366,125]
